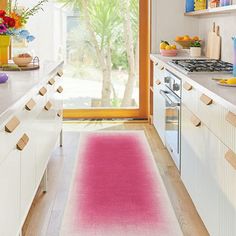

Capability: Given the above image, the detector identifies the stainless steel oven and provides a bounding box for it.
[160,70,181,170]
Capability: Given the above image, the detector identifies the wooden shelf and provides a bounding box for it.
[185,5,236,16]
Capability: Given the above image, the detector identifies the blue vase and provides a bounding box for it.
[233,37,236,77]
[186,0,194,12]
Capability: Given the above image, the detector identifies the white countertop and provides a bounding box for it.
[150,54,236,113]
[0,61,63,122]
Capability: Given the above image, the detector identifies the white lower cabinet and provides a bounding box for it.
[182,105,236,236]
[153,66,166,144]
[153,82,166,144]
[0,67,63,236]
[20,133,36,223]
[0,150,20,236]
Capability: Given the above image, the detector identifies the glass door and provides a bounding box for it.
[60,0,149,119]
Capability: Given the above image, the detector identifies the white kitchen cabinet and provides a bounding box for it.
[0,150,21,236]
[153,64,166,144]
[0,63,63,236]
[181,105,220,236]
[20,132,36,223]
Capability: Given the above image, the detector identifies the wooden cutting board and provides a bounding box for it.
[211,25,221,60]
[206,22,216,58]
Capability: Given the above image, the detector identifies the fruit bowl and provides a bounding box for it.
[13,54,32,67]
[160,49,178,57]
[175,40,201,49]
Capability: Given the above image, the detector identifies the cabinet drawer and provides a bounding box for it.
[182,81,198,115]
[153,62,165,83]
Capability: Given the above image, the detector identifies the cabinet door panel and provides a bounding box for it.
[181,105,220,236]
[20,136,36,222]
[0,150,20,236]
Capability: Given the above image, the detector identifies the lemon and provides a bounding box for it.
[165,45,172,50]
[227,78,236,85]
[160,42,167,50]
[171,45,177,50]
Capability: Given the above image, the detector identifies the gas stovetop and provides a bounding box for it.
[169,59,233,74]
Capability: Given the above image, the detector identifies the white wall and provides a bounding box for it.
[198,12,236,62]
[151,0,199,53]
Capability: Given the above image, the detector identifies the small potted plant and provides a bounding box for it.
[190,41,201,57]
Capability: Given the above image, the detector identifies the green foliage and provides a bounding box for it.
[58,0,139,69]
[190,40,201,47]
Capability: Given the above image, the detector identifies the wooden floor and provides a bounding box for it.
[23,122,209,236]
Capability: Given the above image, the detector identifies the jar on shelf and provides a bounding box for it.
[186,0,195,12]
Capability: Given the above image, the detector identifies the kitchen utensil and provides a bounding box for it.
[211,25,221,60]
[233,37,236,76]
[0,73,8,83]
[206,22,215,58]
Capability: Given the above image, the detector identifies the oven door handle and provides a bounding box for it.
[160,90,180,107]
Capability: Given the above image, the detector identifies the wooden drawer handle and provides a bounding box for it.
[57,70,63,77]
[225,150,236,170]
[57,86,63,93]
[156,80,161,85]
[183,82,193,91]
[57,110,63,118]
[25,99,36,111]
[16,134,29,151]
[48,78,56,86]
[44,101,52,111]
[200,94,213,106]
[5,116,20,133]
[191,115,201,127]
[39,87,47,96]
[226,111,236,127]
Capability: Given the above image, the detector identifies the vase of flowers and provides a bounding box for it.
[0,0,48,66]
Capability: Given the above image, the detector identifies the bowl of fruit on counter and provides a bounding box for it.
[175,35,201,49]
[160,41,178,57]
[13,53,33,67]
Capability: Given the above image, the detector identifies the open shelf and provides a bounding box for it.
[185,4,236,16]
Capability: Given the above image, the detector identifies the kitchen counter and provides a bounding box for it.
[150,54,236,113]
[0,61,63,123]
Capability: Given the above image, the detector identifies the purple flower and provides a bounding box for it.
[0,24,7,34]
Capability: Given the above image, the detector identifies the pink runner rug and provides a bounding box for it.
[60,132,182,236]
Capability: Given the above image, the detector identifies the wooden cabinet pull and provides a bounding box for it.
[39,87,47,96]
[57,70,63,77]
[57,110,63,118]
[57,70,64,77]
[5,116,20,133]
[225,150,236,170]
[183,82,193,91]
[16,134,29,151]
[191,115,201,127]
[44,101,52,111]
[48,78,55,86]
[57,86,63,93]
[200,94,213,106]
[226,111,236,127]
[156,80,161,85]
[25,99,36,111]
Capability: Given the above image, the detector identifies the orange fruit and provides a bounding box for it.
[176,36,183,41]
[171,45,177,50]
[183,36,190,41]
[193,36,200,41]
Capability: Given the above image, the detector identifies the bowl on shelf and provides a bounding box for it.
[13,54,33,67]
[160,49,178,57]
